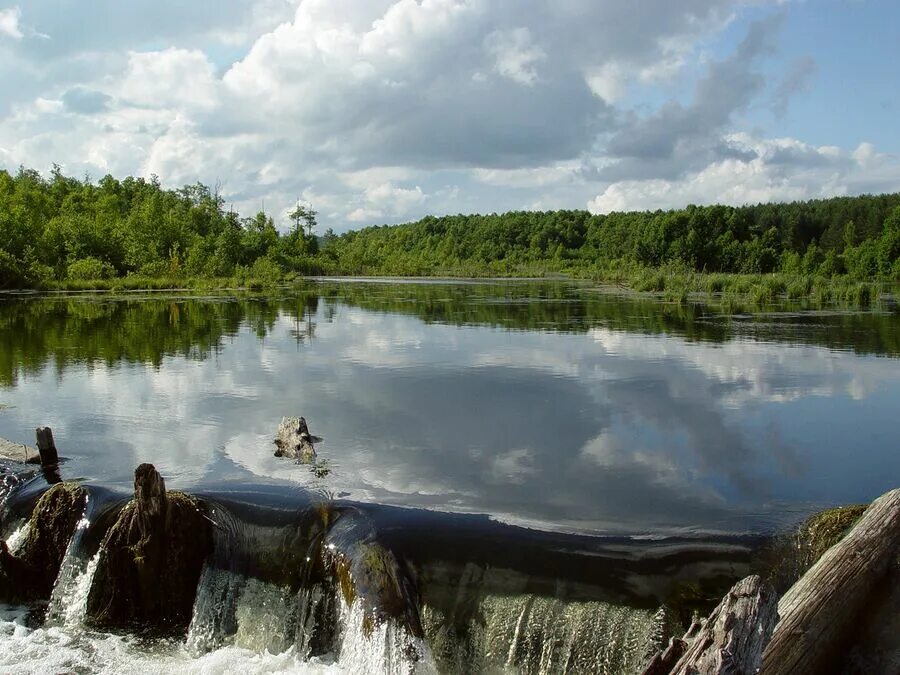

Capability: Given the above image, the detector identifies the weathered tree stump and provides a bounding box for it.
[0,482,87,601]
[274,416,320,463]
[86,463,213,634]
[761,487,900,675]
[35,427,59,467]
[664,574,777,675]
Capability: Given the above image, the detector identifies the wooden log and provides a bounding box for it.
[274,416,319,463]
[641,637,688,675]
[761,487,900,675]
[35,426,58,467]
[668,575,777,675]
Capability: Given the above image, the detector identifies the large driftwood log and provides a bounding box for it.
[665,575,777,675]
[761,487,900,675]
[274,416,320,463]
[86,463,213,634]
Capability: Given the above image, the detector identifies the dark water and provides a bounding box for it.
[1,279,899,536]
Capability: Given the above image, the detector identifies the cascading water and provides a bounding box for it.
[422,595,676,674]
[186,564,433,673]
[0,477,758,674]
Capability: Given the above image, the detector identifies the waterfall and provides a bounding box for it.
[186,564,432,673]
[0,484,745,674]
[422,594,677,675]
[336,599,435,675]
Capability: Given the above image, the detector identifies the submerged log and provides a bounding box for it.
[665,575,777,675]
[761,487,900,675]
[0,482,87,601]
[86,463,213,634]
[274,416,319,463]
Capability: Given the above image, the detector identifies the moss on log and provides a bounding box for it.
[0,482,87,601]
[761,488,900,675]
[86,464,213,634]
[760,502,868,594]
[325,511,423,638]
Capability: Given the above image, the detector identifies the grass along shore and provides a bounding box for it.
[12,267,897,312]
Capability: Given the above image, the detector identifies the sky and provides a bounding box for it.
[0,0,898,232]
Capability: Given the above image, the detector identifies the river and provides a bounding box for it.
[0,279,898,672]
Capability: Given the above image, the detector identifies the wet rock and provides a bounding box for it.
[325,510,423,638]
[273,416,319,463]
[0,482,87,601]
[86,463,213,634]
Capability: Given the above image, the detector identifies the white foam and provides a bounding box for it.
[5,524,29,553]
[0,608,341,674]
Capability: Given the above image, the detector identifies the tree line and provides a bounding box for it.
[0,166,320,288]
[320,196,900,279]
[1,165,899,289]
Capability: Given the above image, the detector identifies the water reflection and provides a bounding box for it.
[0,281,898,535]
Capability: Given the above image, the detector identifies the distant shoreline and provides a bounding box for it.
[1,270,895,311]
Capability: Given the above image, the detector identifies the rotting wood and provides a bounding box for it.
[86,463,213,634]
[641,637,687,675]
[274,416,320,463]
[35,426,59,467]
[666,574,777,675]
[761,487,900,675]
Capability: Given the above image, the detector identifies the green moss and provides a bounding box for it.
[757,502,868,594]
[335,557,356,607]
[797,504,867,567]
[0,482,87,601]
[86,489,213,635]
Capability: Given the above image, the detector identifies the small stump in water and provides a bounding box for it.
[86,463,213,634]
[0,482,87,602]
[274,416,320,463]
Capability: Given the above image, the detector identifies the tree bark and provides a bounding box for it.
[668,575,777,675]
[35,427,59,467]
[761,487,900,675]
[86,463,213,634]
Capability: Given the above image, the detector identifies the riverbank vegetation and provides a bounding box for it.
[2,166,900,306]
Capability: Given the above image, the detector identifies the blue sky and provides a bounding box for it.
[0,0,898,232]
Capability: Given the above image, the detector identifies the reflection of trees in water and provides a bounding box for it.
[1,282,898,385]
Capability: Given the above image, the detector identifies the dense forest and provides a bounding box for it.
[1,165,900,289]
[0,166,319,289]
[322,196,900,279]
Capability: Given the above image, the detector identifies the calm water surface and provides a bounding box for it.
[1,279,898,535]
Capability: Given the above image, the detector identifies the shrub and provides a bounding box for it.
[249,256,284,285]
[67,257,115,281]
